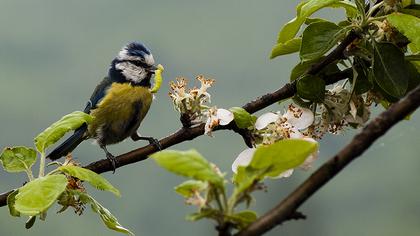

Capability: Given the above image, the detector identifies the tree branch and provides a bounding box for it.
[235,84,420,236]
[0,32,358,207]
[284,211,306,222]
[216,223,233,236]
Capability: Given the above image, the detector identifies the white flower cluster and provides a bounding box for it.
[315,86,371,137]
[169,76,234,136]
[232,104,319,178]
[169,76,212,116]
[168,77,373,179]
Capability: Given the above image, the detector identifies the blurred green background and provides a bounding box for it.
[1,1,420,235]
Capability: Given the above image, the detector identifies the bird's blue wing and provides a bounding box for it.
[83,77,113,114]
[47,77,113,160]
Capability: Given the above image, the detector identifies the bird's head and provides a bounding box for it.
[109,42,157,86]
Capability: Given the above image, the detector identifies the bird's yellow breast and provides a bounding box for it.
[88,82,152,138]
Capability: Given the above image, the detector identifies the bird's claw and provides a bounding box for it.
[149,138,162,150]
[106,153,118,173]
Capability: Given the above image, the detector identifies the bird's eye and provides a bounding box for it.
[128,59,147,68]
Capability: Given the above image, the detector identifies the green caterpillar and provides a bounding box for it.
[150,64,164,93]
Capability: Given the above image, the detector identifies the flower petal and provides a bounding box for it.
[300,137,319,170]
[270,169,294,179]
[279,169,294,178]
[300,154,317,170]
[204,107,220,136]
[349,100,357,119]
[284,105,314,130]
[217,109,234,125]
[255,112,279,130]
[289,127,304,139]
[231,148,256,173]
[204,117,213,136]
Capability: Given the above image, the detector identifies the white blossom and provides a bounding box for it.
[204,107,234,136]
[217,109,234,125]
[255,112,279,130]
[276,169,294,178]
[255,105,314,131]
[283,104,314,130]
[231,104,319,179]
[231,148,256,173]
[299,137,318,170]
[169,75,215,117]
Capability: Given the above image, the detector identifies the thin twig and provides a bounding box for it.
[235,85,420,236]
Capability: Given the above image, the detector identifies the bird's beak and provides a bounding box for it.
[148,65,158,73]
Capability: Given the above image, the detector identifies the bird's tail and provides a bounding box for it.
[47,124,87,160]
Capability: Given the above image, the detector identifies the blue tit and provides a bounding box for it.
[47,42,161,171]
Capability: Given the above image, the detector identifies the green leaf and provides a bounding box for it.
[74,191,134,235]
[297,74,326,102]
[34,111,93,153]
[289,57,339,82]
[401,8,420,18]
[412,61,420,73]
[373,42,409,98]
[250,139,318,178]
[338,20,352,27]
[270,38,301,59]
[407,60,420,91]
[300,21,344,61]
[406,54,420,61]
[186,208,219,221]
[354,0,366,16]
[387,13,420,53]
[290,61,312,82]
[90,198,134,235]
[58,165,120,197]
[372,79,400,103]
[0,146,36,173]
[277,1,307,43]
[229,107,257,129]
[329,1,358,18]
[304,17,328,25]
[7,190,20,217]
[174,180,208,198]
[402,0,415,7]
[15,174,68,216]
[233,140,318,196]
[226,210,258,229]
[277,0,353,43]
[292,95,313,108]
[151,150,224,186]
[232,166,261,195]
[353,59,373,94]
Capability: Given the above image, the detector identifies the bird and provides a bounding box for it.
[47,42,161,171]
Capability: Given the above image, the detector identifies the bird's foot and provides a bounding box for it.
[147,137,162,150]
[131,133,162,150]
[106,153,118,173]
